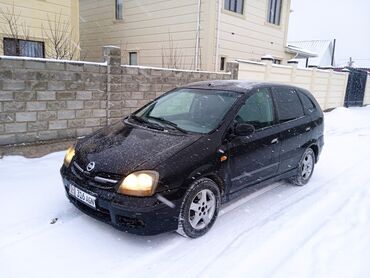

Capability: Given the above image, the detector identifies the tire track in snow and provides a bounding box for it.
[272,186,370,278]
[0,206,82,250]
[191,151,368,274]
[196,154,370,277]
[268,179,370,278]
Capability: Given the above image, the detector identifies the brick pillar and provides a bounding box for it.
[102,46,123,125]
[226,62,239,80]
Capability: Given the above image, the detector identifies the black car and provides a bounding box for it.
[61,80,324,238]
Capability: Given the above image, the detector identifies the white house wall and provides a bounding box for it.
[218,0,293,68]
[80,0,202,69]
[79,0,293,71]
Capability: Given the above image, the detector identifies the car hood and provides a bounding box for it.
[75,120,201,176]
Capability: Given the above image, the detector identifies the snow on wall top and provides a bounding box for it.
[0,55,107,66]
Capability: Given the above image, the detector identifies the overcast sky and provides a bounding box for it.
[288,0,370,67]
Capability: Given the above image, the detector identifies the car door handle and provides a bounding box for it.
[271,138,279,144]
[305,127,311,132]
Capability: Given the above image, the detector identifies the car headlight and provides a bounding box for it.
[117,171,159,197]
[64,146,75,167]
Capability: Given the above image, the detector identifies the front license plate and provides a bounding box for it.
[69,184,96,209]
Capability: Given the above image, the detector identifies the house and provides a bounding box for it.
[0,0,79,59]
[287,40,336,68]
[80,0,295,71]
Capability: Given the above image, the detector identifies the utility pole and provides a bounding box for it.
[348,57,354,67]
[331,39,336,66]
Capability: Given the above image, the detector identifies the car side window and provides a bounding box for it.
[273,87,304,123]
[235,88,274,130]
[298,91,316,114]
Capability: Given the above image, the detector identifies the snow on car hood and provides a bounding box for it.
[75,120,201,176]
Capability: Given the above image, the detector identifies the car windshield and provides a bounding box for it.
[133,88,240,134]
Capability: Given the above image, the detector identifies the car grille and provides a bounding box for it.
[71,161,121,190]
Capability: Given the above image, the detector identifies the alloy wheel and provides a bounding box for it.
[301,153,314,180]
[188,189,216,230]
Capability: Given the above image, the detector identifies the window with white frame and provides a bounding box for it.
[115,0,123,20]
[224,0,244,14]
[267,0,282,25]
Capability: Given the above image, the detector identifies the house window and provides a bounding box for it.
[129,52,138,65]
[224,0,244,14]
[3,38,44,58]
[115,0,123,20]
[268,0,282,25]
[220,57,226,71]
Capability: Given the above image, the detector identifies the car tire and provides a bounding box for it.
[289,148,315,186]
[177,178,221,238]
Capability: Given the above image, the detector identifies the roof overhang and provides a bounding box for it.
[286,45,318,59]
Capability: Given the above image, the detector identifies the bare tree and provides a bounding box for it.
[42,12,80,60]
[0,4,30,54]
[161,32,186,69]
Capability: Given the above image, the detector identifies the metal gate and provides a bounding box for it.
[344,68,367,107]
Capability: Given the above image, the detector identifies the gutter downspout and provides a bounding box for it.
[215,0,222,71]
[195,0,201,70]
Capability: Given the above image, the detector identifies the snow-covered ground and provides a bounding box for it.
[1,107,370,278]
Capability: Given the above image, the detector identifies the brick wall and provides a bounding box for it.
[0,58,108,145]
[0,46,235,145]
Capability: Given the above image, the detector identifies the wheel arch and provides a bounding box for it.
[184,164,227,196]
[308,143,319,163]
[203,173,225,195]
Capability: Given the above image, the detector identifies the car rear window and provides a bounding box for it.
[273,87,304,122]
[298,91,316,114]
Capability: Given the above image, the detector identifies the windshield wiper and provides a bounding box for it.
[129,114,148,123]
[147,116,188,134]
[129,115,164,131]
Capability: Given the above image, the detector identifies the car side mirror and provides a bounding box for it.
[234,123,255,137]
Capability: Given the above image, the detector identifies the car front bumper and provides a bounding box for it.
[60,167,183,236]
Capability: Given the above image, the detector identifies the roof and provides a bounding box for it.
[286,45,318,58]
[184,80,304,93]
[287,40,334,67]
